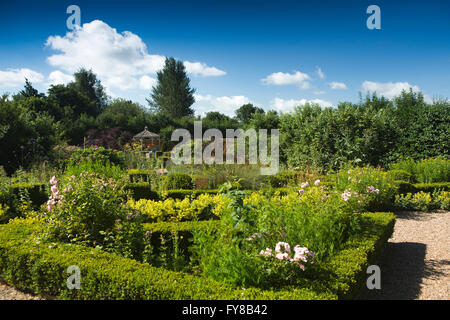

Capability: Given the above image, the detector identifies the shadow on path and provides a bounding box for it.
[357,242,426,300]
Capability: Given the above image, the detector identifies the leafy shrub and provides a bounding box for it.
[332,166,398,211]
[413,182,450,193]
[127,169,154,182]
[68,146,125,168]
[394,190,450,211]
[163,189,219,200]
[43,173,144,260]
[0,219,339,300]
[0,182,47,223]
[192,184,364,288]
[65,160,124,180]
[435,191,450,210]
[127,193,226,222]
[164,172,194,190]
[390,157,450,183]
[394,192,436,212]
[124,182,159,201]
[387,170,415,183]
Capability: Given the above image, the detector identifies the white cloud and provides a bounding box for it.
[271,97,333,112]
[45,20,225,92]
[0,68,44,88]
[184,61,226,77]
[47,70,73,86]
[361,81,432,102]
[139,75,157,90]
[329,81,347,90]
[313,91,326,95]
[261,71,311,89]
[193,94,252,117]
[317,67,325,79]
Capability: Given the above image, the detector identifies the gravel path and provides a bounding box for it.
[358,210,450,300]
[1,210,448,300]
[0,281,45,300]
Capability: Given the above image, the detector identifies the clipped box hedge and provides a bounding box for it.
[127,169,154,182]
[413,182,450,193]
[0,211,395,300]
[124,182,159,201]
[394,181,450,195]
[162,189,219,200]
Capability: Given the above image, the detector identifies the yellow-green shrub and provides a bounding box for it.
[126,194,230,222]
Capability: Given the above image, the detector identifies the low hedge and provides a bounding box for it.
[0,183,48,223]
[387,170,416,183]
[0,211,395,300]
[127,169,154,182]
[9,183,47,208]
[394,181,450,195]
[163,189,219,200]
[142,220,220,262]
[0,219,332,300]
[124,183,159,201]
[164,173,194,190]
[413,182,450,193]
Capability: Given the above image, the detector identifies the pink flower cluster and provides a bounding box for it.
[341,190,358,202]
[366,186,380,194]
[47,176,63,211]
[259,241,315,271]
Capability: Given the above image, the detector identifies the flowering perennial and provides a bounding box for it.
[260,241,314,271]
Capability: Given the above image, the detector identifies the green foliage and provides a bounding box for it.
[387,169,415,183]
[235,103,264,125]
[280,99,398,171]
[390,157,449,183]
[164,172,194,190]
[68,146,125,167]
[127,169,155,182]
[0,97,60,173]
[0,219,338,300]
[332,166,399,211]
[65,160,124,180]
[393,190,450,212]
[127,193,224,222]
[43,173,132,247]
[0,182,47,223]
[96,99,147,133]
[148,57,195,118]
[123,182,160,201]
[413,182,450,193]
[191,185,365,288]
[279,92,448,172]
[163,189,219,200]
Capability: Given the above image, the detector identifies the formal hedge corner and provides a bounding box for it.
[124,182,159,201]
[0,211,395,300]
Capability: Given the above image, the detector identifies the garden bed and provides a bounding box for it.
[0,211,395,300]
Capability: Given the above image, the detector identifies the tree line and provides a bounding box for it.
[0,56,448,174]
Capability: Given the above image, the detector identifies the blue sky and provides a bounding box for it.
[0,0,449,116]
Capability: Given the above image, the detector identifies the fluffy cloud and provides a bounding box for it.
[138,75,157,90]
[271,97,333,112]
[316,67,325,79]
[45,20,225,91]
[193,94,253,116]
[361,81,431,101]
[184,61,226,77]
[0,68,44,88]
[329,81,347,90]
[47,70,73,86]
[261,71,311,89]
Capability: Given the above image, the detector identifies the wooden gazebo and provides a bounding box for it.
[133,126,160,151]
